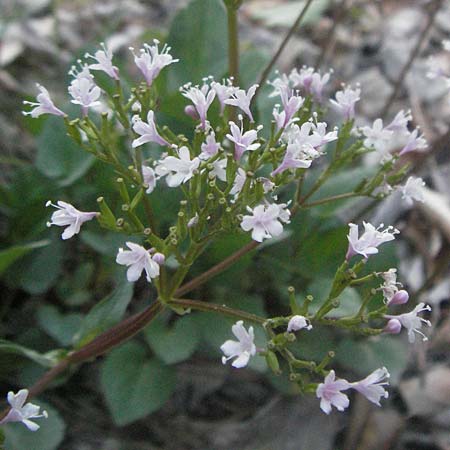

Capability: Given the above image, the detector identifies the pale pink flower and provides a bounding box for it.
[287,315,312,332]
[0,389,48,431]
[181,82,216,129]
[361,119,393,154]
[200,131,221,159]
[221,321,256,368]
[350,367,390,406]
[211,78,238,113]
[23,84,66,118]
[316,370,351,414]
[155,146,200,187]
[142,166,156,194]
[68,66,101,116]
[399,176,426,206]
[385,303,432,343]
[130,40,178,86]
[224,84,258,122]
[346,222,399,260]
[399,129,428,156]
[132,111,168,148]
[85,43,119,80]
[116,242,161,282]
[240,203,290,242]
[330,85,360,120]
[46,200,97,240]
[226,119,261,160]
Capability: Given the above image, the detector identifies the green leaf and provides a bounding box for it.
[16,236,64,295]
[4,401,66,450]
[101,341,176,425]
[144,315,200,364]
[166,0,227,90]
[0,339,54,367]
[73,282,134,347]
[335,336,408,384]
[35,115,94,186]
[36,305,83,346]
[0,240,49,276]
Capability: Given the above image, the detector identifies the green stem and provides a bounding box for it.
[226,4,240,85]
[170,298,266,324]
[302,192,356,208]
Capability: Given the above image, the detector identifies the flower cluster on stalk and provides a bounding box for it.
[17,38,436,423]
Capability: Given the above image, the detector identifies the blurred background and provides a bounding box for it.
[1,0,450,449]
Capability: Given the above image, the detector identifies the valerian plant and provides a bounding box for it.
[1,0,434,437]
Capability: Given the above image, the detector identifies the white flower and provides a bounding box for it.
[155,146,200,187]
[399,176,426,206]
[230,168,247,198]
[224,84,258,122]
[316,370,351,414]
[287,315,312,332]
[46,200,97,240]
[226,119,261,160]
[132,111,168,148]
[85,43,119,80]
[116,242,162,282]
[0,389,48,431]
[379,268,402,303]
[200,132,221,159]
[142,166,156,194]
[385,303,432,343]
[68,66,101,115]
[346,222,399,260]
[330,85,360,120]
[221,321,256,368]
[23,84,66,118]
[399,129,428,156]
[350,367,390,406]
[130,40,178,86]
[385,110,412,134]
[208,158,227,182]
[241,202,290,242]
[361,119,393,154]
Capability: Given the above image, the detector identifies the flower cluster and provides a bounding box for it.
[18,38,434,424]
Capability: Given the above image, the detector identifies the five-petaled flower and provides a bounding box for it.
[116,242,163,283]
[0,389,48,431]
[346,222,399,261]
[46,201,98,240]
[68,66,102,116]
[221,321,256,368]
[241,202,290,242]
[181,82,216,130]
[316,370,351,414]
[132,111,169,148]
[155,146,200,187]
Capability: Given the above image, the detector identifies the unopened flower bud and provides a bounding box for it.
[384,318,402,335]
[152,252,165,265]
[184,105,199,120]
[388,289,409,306]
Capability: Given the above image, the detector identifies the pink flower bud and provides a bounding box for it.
[152,252,165,265]
[184,105,199,120]
[388,289,409,306]
[384,318,401,335]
